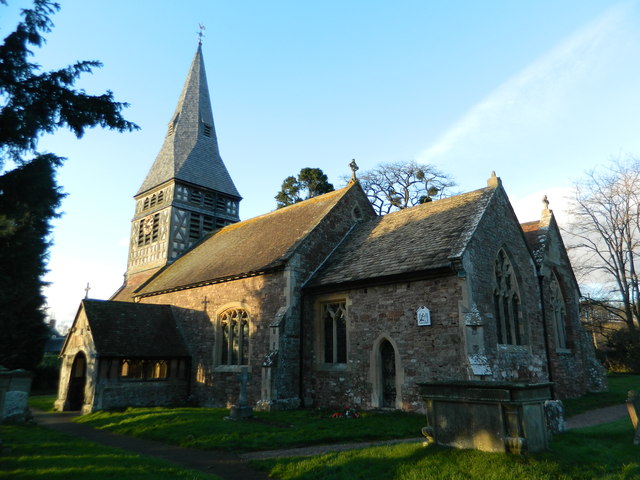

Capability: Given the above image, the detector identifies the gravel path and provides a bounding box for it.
[564,404,628,430]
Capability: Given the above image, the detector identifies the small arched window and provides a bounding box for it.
[550,274,568,350]
[493,249,524,345]
[322,301,347,364]
[219,308,250,366]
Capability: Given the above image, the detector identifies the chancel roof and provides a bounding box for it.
[308,186,497,288]
[136,44,240,198]
[135,185,357,296]
[81,299,188,357]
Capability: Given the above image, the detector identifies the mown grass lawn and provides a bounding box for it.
[75,407,425,452]
[28,394,56,412]
[0,424,220,480]
[253,418,639,480]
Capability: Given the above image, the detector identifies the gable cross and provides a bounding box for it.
[349,159,359,182]
[84,282,91,299]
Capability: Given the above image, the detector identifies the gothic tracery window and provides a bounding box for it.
[219,308,250,366]
[550,274,568,350]
[493,249,524,345]
[322,302,347,364]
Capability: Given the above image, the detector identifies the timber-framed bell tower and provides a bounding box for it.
[114,43,241,299]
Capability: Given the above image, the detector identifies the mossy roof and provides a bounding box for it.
[81,299,188,357]
[136,185,355,296]
[308,186,497,288]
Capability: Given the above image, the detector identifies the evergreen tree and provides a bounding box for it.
[0,0,138,370]
[275,167,334,208]
[0,156,62,370]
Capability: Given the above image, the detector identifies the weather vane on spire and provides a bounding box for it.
[197,24,206,45]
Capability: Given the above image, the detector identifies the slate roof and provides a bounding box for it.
[135,185,357,296]
[137,44,240,198]
[308,186,497,288]
[81,299,189,357]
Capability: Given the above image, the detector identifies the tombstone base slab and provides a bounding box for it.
[229,405,253,420]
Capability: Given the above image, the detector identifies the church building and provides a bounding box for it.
[55,44,606,414]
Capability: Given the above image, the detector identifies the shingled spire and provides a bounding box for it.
[137,43,240,198]
[114,44,242,299]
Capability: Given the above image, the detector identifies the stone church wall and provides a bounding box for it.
[95,378,189,410]
[537,220,607,398]
[303,274,466,412]
[140,273,287,408]
[461,187,550,385]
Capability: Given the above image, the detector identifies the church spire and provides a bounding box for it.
[117,44,242,290]
[136,44,240,199]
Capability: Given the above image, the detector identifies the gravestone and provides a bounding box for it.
[0,367,32,424]
[229,367,253,420]
[626,390,640,445]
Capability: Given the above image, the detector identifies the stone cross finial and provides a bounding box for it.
[197,24,206,45]
[84,282,91,299]
[349,159,359,182]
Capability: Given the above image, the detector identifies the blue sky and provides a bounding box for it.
[2,1,640,330]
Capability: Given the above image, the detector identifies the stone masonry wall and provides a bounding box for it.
[538,218,607,398]
[303,274,466,412]
[141,273,287,408]
[462,187,549,384]
[95,378,189,410]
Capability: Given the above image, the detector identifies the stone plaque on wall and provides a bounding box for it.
[417,306,431,326]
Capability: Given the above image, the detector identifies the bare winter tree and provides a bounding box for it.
[568,158,640,331]
[357,161,456,215]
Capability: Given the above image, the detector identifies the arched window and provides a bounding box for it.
[550,274,568,350]
[219,308,250,366]
[493,249,524,345]
[322,301,347,364]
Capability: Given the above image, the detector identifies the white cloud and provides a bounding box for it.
[419,3,631,165]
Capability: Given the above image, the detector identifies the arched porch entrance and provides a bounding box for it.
[66,352,87,411]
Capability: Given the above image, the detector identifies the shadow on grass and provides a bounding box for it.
[0,424,220,480]
[75,407,425,452]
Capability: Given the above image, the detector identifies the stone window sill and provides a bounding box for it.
[214,365,250,373]
[555,348,572,355]
[497,344,530,354]
[315,363,349,372]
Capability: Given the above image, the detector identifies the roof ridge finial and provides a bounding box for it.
[197,23,206,46]
[349,159,359,183]
[487,171,501,188]
[542,194,552,217]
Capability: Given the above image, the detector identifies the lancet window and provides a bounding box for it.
[493,249,524,345]
[322,301,347,363]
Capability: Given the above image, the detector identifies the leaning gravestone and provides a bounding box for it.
[627,390,640,446]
